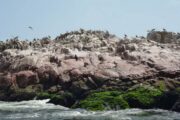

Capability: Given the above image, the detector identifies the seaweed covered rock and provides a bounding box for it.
[73,91,129,111]
[123,86,163,108]
[73,86,165,111]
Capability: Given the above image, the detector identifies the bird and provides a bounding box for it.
[140,36,145,39]
[163,28,167,32]
[147,29,155,33]
[75,54,78,61]
[151,29,155,32]
[124,34,127,39]
[28,26,33,30]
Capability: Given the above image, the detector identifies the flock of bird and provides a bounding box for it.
[1,27,168,42]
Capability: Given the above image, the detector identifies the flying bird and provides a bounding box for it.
[28,26,33,30]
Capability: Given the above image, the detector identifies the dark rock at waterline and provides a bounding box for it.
[157,91,179,110]
[36,91,75,107]
[0,90,36,101]
[172,97,180,112]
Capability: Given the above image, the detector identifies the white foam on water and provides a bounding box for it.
[0,100,179,120]
[6,113,40,119]
[50,109,144,120]
[49,108,180,120]
[0,99,68,112]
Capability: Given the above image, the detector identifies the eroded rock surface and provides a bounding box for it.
[0,29,180,111]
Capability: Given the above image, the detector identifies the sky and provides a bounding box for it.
[0,0,180,40]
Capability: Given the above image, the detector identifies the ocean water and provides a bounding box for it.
[0,99,179,120]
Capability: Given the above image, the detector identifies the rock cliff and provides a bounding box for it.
[0,29,180,111]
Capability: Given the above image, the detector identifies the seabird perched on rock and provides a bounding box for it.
[124,34,127,39]
[28,26,33,30]
[151,29,155,32]
[114,61,118,68]
[163,28,167,32]
[75,54,78,61]
[147,29,155,33]
[140,36,145,39]
[84,62,89,67]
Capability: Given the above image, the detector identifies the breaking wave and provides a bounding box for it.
[0,100,179,120]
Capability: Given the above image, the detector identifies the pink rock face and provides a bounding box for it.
[1,30,180,112]
[15,71,39,88]
[0,30,180,90]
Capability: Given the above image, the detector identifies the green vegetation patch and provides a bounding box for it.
[122,86,163,108]
[37,92,63,101]
[36,85,166,110]
[156,81,166,92]
[73,91,129,111]
[73,85,165,111]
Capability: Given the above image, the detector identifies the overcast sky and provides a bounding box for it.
[0,0,180,40]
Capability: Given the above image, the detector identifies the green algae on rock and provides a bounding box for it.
[122,86,163,108]
[74,86,164,111]
[73,91,129,111]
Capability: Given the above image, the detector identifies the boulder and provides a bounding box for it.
[70,80,90,97]
[0,74,12,90]
[37,66,58,89]
[15,71,39,88]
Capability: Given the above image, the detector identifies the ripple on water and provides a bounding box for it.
[0,100,179,120]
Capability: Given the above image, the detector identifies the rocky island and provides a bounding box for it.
[0,29,180,112]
